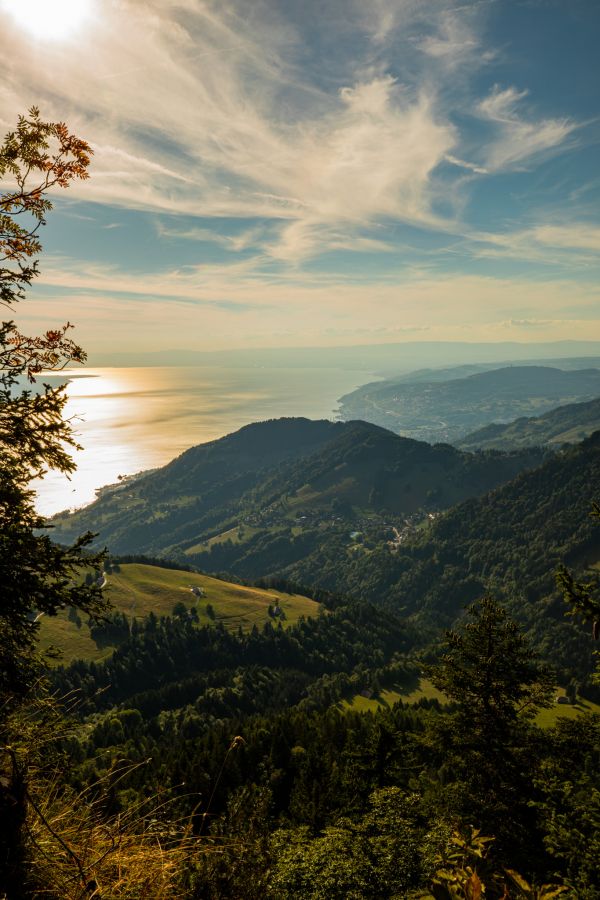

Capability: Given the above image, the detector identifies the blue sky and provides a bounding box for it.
[1,0,599,354]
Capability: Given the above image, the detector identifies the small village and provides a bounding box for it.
[240,503,440,552]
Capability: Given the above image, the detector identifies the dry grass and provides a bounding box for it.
[1,696,200,900]
[26,769,198,899]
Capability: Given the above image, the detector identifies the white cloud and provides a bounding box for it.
[271,80,456,259]
[504,318,554,328]
[478,85,527,121]
[354,0,417,46]
[476,85,576,171]
[530,225,600,253]
[0,0,465,261]
[156,222,267,252]
[418,11,488,71]
[470,222,600,264]
[0,0,589,277]
[445,154,488,175]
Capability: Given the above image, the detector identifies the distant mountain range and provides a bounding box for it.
[458,396,600,450]
[382,356,600,384]
[50,417,544,558]
[338,365,600,443]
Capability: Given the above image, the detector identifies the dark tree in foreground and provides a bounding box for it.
[427,597,554,867]
[0,109,109,700]
[0,109,109,897]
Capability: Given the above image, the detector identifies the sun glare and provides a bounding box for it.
[3,0,94,41]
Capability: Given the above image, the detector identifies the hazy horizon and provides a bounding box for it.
[89,340,600,373]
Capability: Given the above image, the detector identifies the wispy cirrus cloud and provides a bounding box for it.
[1,0,471,259]
[156,222,269,253]
[470,222,600,265]
[418,10,493,71]
[32,254,600,341]
[475,85,577,172]
[530,224,600,253]
[4,0,574,263]
[266,79,457,260]
[2,0,598,351]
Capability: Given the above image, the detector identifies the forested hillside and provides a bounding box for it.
[49,598,600,899]
[49,419,600,679]
[51,417,544,557]
[187,432,600,681]
[458,395,600,450]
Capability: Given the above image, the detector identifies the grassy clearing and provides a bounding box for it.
[400,679,448,704]
[341,678,600,727]
[184,524,264,554]
[37,614,114,665]
[287,485,321,508]
[551,425,598,444]
[340,679,446,713]
[340,688,404,713]
[38,563,319,665]
[535,687,600,727]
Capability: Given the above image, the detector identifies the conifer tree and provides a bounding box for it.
[0,108,108,701]
[0,109,108,895]
[427,597,554,867]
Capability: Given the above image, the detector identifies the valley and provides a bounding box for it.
[46,403,600,685]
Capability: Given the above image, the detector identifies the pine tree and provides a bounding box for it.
[427,597,554,868]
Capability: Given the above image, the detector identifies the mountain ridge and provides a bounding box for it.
[338,364,600,443]
[50,416,544,558]
[458,398,600,450]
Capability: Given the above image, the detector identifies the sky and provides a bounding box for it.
[1,0,600,356]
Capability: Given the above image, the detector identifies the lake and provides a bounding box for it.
[34,365,375,516]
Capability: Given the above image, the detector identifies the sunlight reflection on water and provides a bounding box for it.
[34,365,372,516]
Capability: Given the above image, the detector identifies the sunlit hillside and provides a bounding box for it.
[38,563,318,664]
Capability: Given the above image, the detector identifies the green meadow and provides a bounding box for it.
[38,563,319,665]
[340,678,600,727]
[339,679,447,713]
